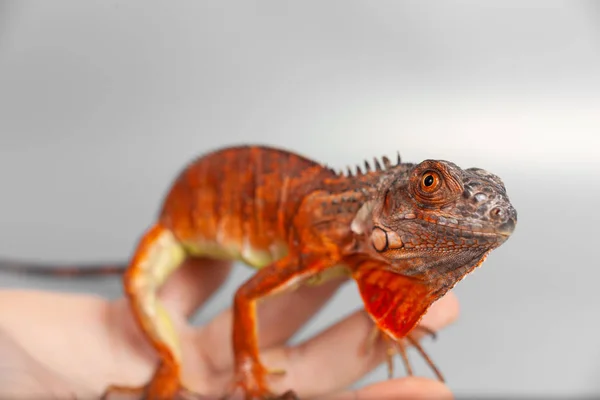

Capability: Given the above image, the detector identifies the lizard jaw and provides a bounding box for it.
[410,207,517,241]
[495,217,516,237]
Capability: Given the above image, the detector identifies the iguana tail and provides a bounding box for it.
[0,258,126,277]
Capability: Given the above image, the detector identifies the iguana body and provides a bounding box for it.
[0,145,517,400]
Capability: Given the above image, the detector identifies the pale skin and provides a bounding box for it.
[0,258,458,399]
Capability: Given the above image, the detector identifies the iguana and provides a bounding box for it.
[0,145,517,399]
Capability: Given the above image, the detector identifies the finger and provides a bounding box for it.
[417,292,460,334]
[324,376,453,400]
[256,277,348,346]
[196,277,347,371]
[158,257,232,319]
[262,292,459,398]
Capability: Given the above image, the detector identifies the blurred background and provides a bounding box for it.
[1,1,599,397]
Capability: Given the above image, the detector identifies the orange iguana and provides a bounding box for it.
[0,145,517,399]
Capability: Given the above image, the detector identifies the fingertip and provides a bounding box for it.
[355,377,453,400]
[420,291,460,331]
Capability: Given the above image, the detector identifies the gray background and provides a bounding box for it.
[1,1,599,397]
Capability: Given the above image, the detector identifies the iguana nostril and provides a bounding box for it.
[490,207,503,220]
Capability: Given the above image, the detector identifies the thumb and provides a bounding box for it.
[157,257,232,319]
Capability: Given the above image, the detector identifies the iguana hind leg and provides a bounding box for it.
[102,224,190,400]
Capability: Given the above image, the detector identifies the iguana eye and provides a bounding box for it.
[410,161,462,208]
[424,175,434,186]
[421,171,440,192]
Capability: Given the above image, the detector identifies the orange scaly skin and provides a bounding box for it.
[0,145,517,399]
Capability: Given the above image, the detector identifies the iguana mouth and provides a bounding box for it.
[496,218,516,236]
[403,212,516,240]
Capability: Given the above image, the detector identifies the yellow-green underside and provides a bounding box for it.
[182,239,351,285]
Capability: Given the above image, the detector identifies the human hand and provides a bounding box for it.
[0,259,458,399]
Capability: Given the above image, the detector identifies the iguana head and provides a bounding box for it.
[351,159,517,278]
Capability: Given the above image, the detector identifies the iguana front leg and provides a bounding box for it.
[227,255,332,400]
[363,324,443,382]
